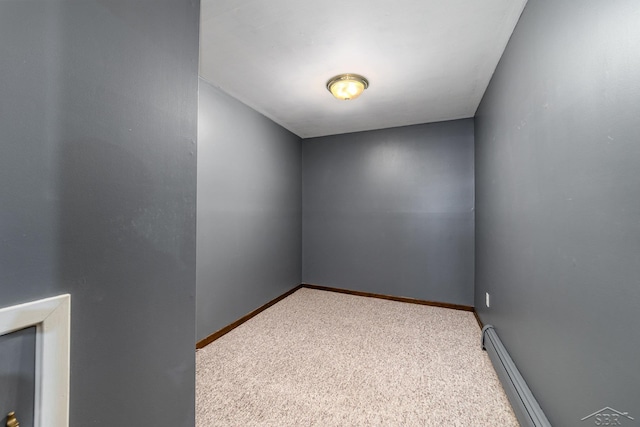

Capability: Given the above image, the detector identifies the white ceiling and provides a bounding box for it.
[200,0,527,138]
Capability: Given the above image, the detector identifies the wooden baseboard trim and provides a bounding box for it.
[196,284,304,349]
[197,283,479,349]
[301,283,475,312]
[473,309,484,330]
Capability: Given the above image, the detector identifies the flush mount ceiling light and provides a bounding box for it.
[326,73,369,101]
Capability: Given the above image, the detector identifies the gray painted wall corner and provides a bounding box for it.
[474,0,640,425]
[302,120,475,306]
[196,79,302,341]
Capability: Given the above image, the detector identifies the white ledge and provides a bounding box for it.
[0,294,71,427]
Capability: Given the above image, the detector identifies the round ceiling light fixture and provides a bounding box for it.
[326,73,369,101]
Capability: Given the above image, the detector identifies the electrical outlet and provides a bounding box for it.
[486,292,490,308]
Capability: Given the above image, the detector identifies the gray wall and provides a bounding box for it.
[0,1,199,426]
[303,120,475,306]
[197,79,302,341]
[475,0,640,425]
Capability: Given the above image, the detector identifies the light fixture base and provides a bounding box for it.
[326,73,369,100]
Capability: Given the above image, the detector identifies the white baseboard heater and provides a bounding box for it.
[482,325,551,427]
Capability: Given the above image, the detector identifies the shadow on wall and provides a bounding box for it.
[57,139,193,425]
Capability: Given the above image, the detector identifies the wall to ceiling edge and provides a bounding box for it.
[302,120,475,306]
[197,79,476,331]
[474,0,640,425]
[197,79,302,341]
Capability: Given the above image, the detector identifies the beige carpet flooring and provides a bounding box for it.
[196,288,519,426]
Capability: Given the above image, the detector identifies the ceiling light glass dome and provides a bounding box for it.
[326,74,369,101]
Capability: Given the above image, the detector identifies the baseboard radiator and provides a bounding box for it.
[481,325,551,427]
